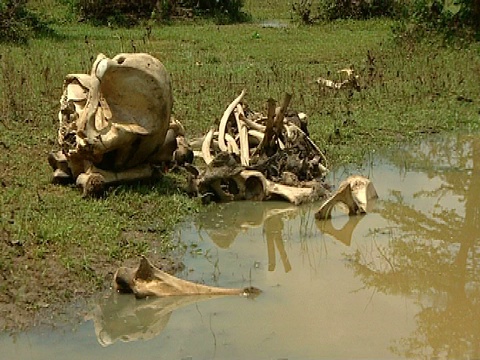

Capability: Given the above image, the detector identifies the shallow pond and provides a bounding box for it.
[2,133,480,359]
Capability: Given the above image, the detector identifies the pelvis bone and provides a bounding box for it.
[114,256,260,299]
[316,175,378,220]
[48,53,191,196]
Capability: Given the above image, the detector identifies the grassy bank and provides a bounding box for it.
[1,1,479,330]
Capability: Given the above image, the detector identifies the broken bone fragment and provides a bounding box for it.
[315,175,378,220]
[114,256,261,299]
[316,67,360,91]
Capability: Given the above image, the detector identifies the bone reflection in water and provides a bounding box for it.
[198,202,298,249]
[265,213,292,272]
[196,202,299,272]
[91,292,222,347]
[316,214,365,247]
[197,202,268,249]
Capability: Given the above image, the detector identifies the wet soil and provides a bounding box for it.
[0,232,182,332]
[0,234,109,331]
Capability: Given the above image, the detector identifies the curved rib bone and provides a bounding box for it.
[225,133,240,155]
[234,104,250,166]
[248,129,265,142]
[201,128,215,165]
[241,113,266,132]
[218,89,246,152]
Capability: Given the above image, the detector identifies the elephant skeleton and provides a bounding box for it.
[187,91,331,205]
[48,53,191,196]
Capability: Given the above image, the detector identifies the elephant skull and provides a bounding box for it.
[48,53,191,196]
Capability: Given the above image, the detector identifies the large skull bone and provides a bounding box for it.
[49,53,188,196]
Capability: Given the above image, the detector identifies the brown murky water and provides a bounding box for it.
[2,133,480,359]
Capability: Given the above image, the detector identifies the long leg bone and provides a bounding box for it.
[76,164,156,197]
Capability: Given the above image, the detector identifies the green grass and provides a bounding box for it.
[0,0,480,330]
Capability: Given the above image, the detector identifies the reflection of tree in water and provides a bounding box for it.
[347,134,480,359]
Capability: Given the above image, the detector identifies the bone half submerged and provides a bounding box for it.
[114,256,261,299]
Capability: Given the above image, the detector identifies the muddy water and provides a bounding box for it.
[2,133,480,359]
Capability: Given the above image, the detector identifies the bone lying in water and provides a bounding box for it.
[92,292,231,347]
[315,175,378,220]
[114,256,261,299]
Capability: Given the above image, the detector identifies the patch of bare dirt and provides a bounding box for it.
[0,235,101,331]
[0,229,182,332]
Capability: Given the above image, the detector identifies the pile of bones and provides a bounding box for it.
[47,52,375,218]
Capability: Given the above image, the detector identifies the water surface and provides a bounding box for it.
[2,133,480,359]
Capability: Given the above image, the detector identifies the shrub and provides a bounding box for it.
[393,0,480,42]
[291,0,321,24]
[292,0,403,24]
[0,0,52,43]
[183,0,249,23]
[71,0,158,26]
[292,0,479,41]
[66,0,249,26]
[320,0,401,20]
